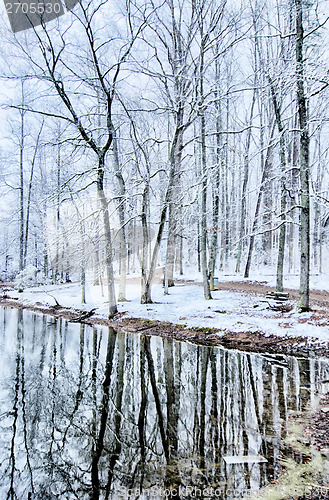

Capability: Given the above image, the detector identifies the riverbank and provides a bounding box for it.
[1,279,329,500]
[251,392,329,500]
[1,277,329,356]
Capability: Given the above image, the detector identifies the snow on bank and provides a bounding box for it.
[5,278,329,345]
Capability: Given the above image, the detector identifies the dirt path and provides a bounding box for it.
[174,278,329,308]
[129,267,329,307]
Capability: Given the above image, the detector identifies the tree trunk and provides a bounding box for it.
[19,98,25,275]
[235,89,256,273]
[97,157,117,318]
[164,203,176,294]
[141,118,181,304]
[244,123,275,278]
[24,122,43,268]
[200,33,211,300]
[112,131,127,302]
[295,0,310,311]
[164,109,183,293]
[208,57,222,289]
[268,78,287,293]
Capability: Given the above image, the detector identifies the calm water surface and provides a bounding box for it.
[1,307,329,500]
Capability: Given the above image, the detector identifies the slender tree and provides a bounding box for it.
[295,0,310,311]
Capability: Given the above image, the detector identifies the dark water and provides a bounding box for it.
[1,307,329,500]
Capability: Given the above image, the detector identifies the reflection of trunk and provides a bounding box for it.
[138,336,147,467]
[193,348,200,453]
[276,366,287,439]
[49,316,58,459]
[221,350,229,453]
[105,332,125,496]
[199,348,210,468]
[210,350,220,464]
[97,157,117,318]
[21,313,33,491]
[91,328,116,500]
[91,327,98,462]
[245,354,266,476]
[8,314,21,498]
[164,339,178,456]
[31,315,47,442]
[163,338,181,491]
[237,353,249,455]
[144,336,169,460]
[62,324,85,447]
[10,310,34,497]
[298,358,311,409]
[238,354,251,489]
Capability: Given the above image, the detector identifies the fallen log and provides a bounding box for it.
[265,301,293,313]
[266,291,290,301]
[70,308,97,323]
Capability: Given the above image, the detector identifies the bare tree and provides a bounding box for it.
[9,0,150,316]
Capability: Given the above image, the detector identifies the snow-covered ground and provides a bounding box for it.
[178,269,329,292]
[5,271,329,345]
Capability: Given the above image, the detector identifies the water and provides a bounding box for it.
[0,307,329,500]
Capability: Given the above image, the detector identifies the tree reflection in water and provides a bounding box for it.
[0,307,329,499]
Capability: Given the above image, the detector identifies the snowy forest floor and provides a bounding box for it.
[1,270,329,357]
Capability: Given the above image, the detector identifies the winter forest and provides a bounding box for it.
[3,2,329,498]
[0,0,329,317]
